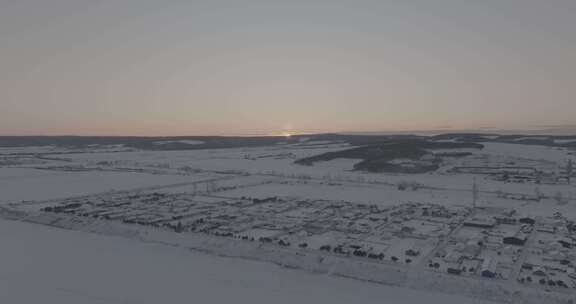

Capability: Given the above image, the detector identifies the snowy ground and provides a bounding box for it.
[48,142,575,203]
[1,139,575,303]
[0,168,220,203]
[0,218,494,304]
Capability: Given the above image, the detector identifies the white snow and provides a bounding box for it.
[2,140,576,303]
[480,142,571,163]
[0,168,217,203]
[0,218,494,304]
[555,139,576,144]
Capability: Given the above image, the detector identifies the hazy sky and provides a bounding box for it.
[1,0,575,136]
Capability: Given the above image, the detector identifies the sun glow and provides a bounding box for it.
[269,131,295,138]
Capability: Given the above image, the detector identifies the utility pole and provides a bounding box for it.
[472,177,479,209]
[567,159,573,183]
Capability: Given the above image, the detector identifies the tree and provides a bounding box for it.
[174,222,183,233]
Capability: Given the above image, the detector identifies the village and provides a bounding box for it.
[39,192,458,264]
[448,156,573,186]
[35,187,576,293]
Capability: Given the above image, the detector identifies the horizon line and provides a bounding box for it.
[2,127,576,138]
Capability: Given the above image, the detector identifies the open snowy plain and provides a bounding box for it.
[0,218,493,304]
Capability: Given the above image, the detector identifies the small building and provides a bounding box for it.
[464,217,496,229]
[519,217,536,225]
[537,224,556,234]
[557,237,574,249]
[495,216,517,225]
[522,263,533,270]
[447,267,463,275]
[405,249,420,257]
[533,268,546,277]
[445,261,463,275]
[503,235,527,246]
[481,257,498,278]
[444,250,463,263]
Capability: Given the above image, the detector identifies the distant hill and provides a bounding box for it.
[0,132,575,153]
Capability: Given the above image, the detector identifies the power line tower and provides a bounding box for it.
[472,177,479,209]
[567,159,573,183]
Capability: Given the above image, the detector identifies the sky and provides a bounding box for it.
[1,0,575,136]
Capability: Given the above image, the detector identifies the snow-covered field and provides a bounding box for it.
[49,142,575,200]
[481,142,571,163]
[2,140,575,217]
[0,167,220,203]
[0,218,494,304]
[1,139,575,303]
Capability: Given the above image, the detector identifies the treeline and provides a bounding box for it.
[295,140,483,173]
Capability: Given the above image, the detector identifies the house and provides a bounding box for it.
[558,237,574,249]
[533,268,546,277]
[446,261,463,275]
[405,249,420,257]
[464,217,496,229]
[444,250,463,263]
[537,224,556,234]
[519,217,536,225]
[522,263,533,270]
[495,216,517,225]
[481,257,498,278]
[503,234,527,246]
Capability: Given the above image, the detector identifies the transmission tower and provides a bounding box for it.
[567,159,573,183]
[472,177,479,209]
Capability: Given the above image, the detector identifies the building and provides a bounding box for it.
[495,216,517,225]
[464,217,496,229]
[519,217,536,225]
[503,235,527,246]
[481,257,498,278]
